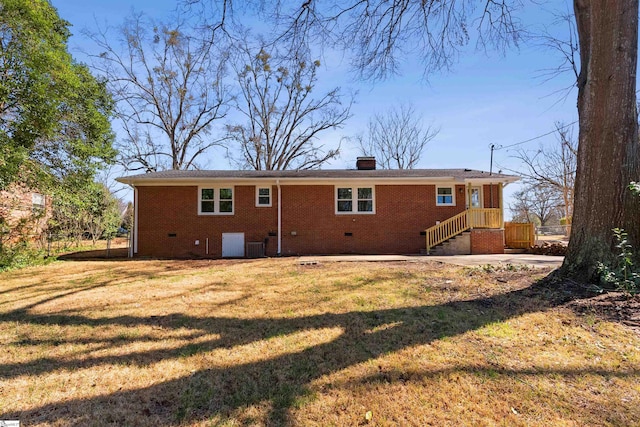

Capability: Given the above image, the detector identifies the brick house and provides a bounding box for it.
[0,183,51,246]
[116,158,518,258]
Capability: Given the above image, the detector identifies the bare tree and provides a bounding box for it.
[511,122,577,221]
[358,103,438,169]
[510,184,563,226]
[534,8,580,102]
[88,13,231,172]
[227,43,352,170]
[265,1,522,81]
[188,0,640,279]
[281,0,638,278]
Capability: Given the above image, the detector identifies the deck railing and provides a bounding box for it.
[425,208,503,254]
[468,208,503,229]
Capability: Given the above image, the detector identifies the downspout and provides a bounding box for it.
[277,179,282,256]
[133,186,139,257]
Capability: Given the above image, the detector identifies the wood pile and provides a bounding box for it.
[527,242,567,256]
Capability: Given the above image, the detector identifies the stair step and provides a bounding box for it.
[425,230,471,255]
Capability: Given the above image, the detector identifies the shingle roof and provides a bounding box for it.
[117,168,518,183]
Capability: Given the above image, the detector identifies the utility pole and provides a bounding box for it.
[489,144,495,207]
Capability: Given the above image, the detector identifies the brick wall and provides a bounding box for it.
[135,183,468,258]
[280,184,465,255]
[482,184,501,208]
[470,229,505,254]
[136,185,278,258]
[0,184,51,244]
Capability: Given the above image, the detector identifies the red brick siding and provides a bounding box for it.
[280,184,465,255]
[135,183,468,257]
[137,185,278,258]
[470,229,504,254]
[0,184,52,243]
[482,184,501,208]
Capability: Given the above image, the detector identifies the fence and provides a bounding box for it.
[536,225,571,237]
[504,222,535,249]
[44,232,130,258]
[1,230,131,260]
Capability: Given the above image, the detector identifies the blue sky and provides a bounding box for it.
[51,0,578,212]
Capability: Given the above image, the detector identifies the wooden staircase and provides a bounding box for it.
[424,208,503,254]
[427,231,471,255]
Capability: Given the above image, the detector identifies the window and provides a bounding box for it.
[32,193,45,212]
[219,188,233,213]
[256,187,271,207]
[337,187,353,212]
[336,186,375,214]
[357,187,373,212]
[470,187,481,208]
[201,188,215,213]
[436,186,455,206]
[199,187,234,215]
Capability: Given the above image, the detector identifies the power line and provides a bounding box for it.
[493,120,578,151]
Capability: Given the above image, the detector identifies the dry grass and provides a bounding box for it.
[0,257,638,426]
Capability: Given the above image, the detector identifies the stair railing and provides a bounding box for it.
[425,208,503,254]
[425,210,470,254]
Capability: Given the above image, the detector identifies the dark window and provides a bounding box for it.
[257,187,271,206]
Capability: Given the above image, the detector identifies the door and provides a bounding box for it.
[470,187,482,208]
[222,233,245,257]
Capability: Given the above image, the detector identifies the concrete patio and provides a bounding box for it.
[297,254,564,269]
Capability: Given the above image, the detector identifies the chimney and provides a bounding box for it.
[356,156,376,170]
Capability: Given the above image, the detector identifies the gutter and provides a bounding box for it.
[115,176,462,186]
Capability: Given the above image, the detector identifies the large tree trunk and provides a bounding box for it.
[562,0,640,280]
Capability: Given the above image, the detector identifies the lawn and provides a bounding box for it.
[0,258,638,426]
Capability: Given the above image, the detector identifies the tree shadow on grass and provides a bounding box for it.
[0,276,603,426]
[56,247,130,260]
[0,264,191,311]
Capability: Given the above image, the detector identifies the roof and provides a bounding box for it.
[116,168,519,185]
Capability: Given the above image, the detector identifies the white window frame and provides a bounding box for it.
[335,185,375,214]
[436,186,456,206]
[255,186,272,207]
[198,186,234,215]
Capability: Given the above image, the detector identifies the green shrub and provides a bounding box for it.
[595,183,640,295]
[597,228,640,295]
[0,243,50,272]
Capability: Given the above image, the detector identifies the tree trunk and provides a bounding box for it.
[562,0,640,280]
